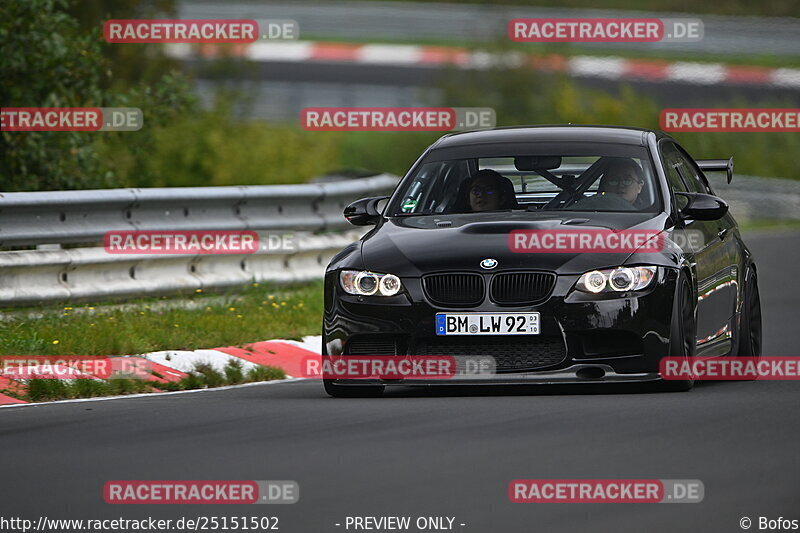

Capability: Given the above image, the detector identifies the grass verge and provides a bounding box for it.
[0,281,318,402]
[0,280,323,356]
[738,219,800,232]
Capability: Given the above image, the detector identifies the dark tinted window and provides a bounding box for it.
[660,142,690,193]
[675,143,713,194]
[661,141,711,194]
[390,143,660,215]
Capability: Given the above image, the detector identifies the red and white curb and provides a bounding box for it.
[0,336,322,406]
[165,40,800,89]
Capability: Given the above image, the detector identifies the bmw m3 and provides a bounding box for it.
[322,125,762,396]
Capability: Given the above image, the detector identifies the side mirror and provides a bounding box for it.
[676,192,728,221]
[343,196,388,226]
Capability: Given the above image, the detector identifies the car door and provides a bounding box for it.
[674,143,739,350]
[660,140,734,355]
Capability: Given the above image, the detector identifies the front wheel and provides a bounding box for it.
[660,273,696,392]
[734,269,762,381]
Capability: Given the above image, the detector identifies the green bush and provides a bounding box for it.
[23,377,150,401]
[26,379,70,402]
[439,66,799,179]
[192,362,226,388]
[97,103,343,187]
[0,0,195,192]
[246,365,286,382]
[71,379,111,398]
[224,359,245,385]
[0,0,106,191]
[154,362,286,393]
[3,1,795,192]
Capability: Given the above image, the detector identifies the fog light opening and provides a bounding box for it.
[576,367,605,380]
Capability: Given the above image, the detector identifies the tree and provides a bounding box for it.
[0,0,195,191]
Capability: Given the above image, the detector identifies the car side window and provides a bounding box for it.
[663,142,710,194]
[399,160,470,213]
[660,142,689,193]
[659,141,693,211]
[674,144,714,195]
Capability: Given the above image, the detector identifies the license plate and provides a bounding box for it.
[435,313,540,336]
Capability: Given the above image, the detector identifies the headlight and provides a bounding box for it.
[576,266,657,294]
[340,270,404,296]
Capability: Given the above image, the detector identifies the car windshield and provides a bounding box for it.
[388,144,660,216]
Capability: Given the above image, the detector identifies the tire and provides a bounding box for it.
[323,379,384,398]
[660,273,696,392]
[734,269,762,378]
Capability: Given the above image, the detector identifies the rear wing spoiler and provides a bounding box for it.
[697,157,734,183]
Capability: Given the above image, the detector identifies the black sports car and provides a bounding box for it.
[322,125,762,396]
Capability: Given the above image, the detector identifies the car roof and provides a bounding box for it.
[431,125,669,149]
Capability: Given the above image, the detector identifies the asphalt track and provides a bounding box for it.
[1,230,799,533]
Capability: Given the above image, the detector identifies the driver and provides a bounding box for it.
[572,158,644,210]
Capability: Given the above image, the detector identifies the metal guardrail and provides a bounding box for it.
[0,175,399,306]
[708,174,800,221]
[0,172,797,306]
[0,231,365,306]
[0,174,398,248]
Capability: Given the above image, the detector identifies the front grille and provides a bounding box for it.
[345,335,398,355]
[490,272,555,305]
[414,336,566,373]
[423,273,485,307]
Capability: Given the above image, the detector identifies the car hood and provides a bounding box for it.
[360,211,673,276]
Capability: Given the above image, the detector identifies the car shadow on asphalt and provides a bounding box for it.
[375,379,734,397]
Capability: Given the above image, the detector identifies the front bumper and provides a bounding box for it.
[322,267,679,385]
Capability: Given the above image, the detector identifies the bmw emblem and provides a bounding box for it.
[480,258,498,270]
